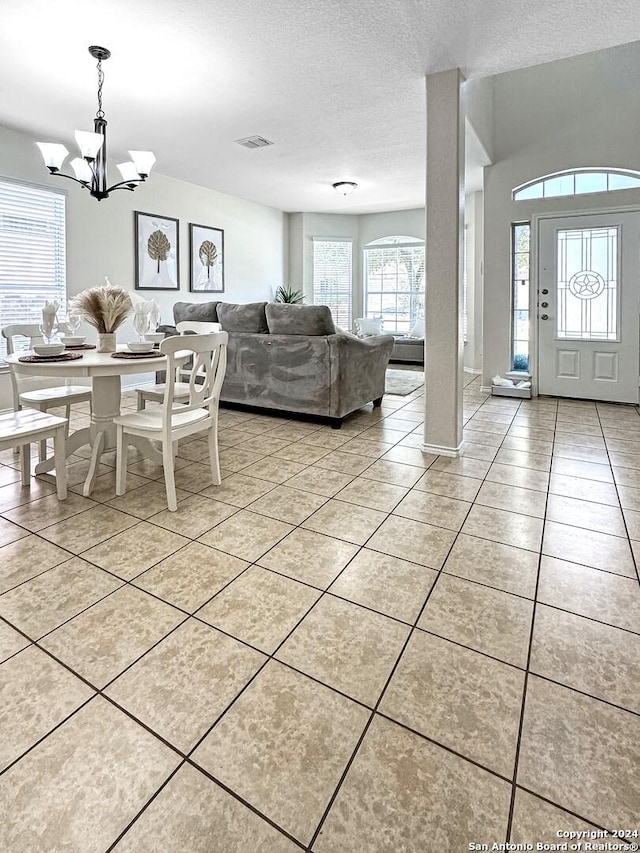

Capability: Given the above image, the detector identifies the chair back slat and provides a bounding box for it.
[160,332,228,419]
[174,321,221,382]
[3,321,78,354]
[3,323,45,354]
[2,322,78,406]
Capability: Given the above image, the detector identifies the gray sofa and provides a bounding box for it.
[391,336,424,364]
[159,301,394,427]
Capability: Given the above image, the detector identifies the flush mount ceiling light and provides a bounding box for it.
[37,46,156,201]
[332,181,358,196]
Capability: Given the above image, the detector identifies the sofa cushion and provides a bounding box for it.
[217,302,268,333]
[173,301,220,324]
[266,303,336,336]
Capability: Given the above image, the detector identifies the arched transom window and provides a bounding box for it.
[513,169,640,201]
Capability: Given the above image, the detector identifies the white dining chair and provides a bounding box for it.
[2,323,92,462]
[135,321,222,411]
[115,331,228,511]
[0,408,68,499]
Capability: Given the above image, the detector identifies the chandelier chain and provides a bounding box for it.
[96,59,105,119]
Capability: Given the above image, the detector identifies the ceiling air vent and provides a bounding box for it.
[235,135,274,150]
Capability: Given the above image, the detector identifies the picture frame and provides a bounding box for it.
[189,223,225,293]
[134,211,180,290]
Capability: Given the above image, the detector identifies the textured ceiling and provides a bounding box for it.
[2,0,640,213]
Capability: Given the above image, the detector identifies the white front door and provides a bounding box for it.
[538,212,640,403]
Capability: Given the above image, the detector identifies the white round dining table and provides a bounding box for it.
[5,347,188,496]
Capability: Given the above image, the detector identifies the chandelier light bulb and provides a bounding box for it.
[70,157,93,183]
[36,143,69,171]
[129,150,156,177]
[117,162,141,183]
[75,130,104,160]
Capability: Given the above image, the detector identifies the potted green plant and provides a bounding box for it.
[274,285,305,304]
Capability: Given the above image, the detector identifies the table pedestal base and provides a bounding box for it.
[34,375,165,497]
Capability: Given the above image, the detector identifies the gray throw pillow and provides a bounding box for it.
[217,302,269,333]
[266,303,336,336]
[173,301,220,324]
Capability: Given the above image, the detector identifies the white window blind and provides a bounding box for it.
[0,179,66,361]
[312,238,352,329]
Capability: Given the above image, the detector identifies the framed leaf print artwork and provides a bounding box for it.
[135,211,180,290]
[189,223,225,293]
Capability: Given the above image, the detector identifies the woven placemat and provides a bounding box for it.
[111,350,164,360]
[64,343,96,350]
[19,352,84,363]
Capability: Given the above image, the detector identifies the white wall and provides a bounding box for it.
[289,208,425,322]
[296,212,360,311]
[463,76,495,165]
[482,41,640,388]
[0,123,286,405]
[358,209,425,245]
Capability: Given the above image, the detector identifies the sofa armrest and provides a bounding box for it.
[156,324,178,337]
[328,333,394,418]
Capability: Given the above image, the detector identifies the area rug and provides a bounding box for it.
[385,368,424,395]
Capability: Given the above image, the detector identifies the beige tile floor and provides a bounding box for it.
[1,375,639,851]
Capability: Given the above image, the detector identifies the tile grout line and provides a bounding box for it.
[306,390,528,850]
[498,396,555,843]
[3,387,636,846]
[595,403,640,586]
[94,400,423,849]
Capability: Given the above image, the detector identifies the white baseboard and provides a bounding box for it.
[480,385,492,393]
[422,440,464,458]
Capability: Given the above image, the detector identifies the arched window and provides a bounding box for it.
[513,169,640,201]
[363,235,425,334]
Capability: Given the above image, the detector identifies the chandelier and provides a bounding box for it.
[37,46,155,201]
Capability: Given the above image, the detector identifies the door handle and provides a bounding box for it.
[541,314,549,320]
[541,289,549,295]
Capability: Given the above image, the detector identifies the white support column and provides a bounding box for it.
[423,69,466,457]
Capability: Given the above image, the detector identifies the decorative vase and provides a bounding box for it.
[97,332,116,353]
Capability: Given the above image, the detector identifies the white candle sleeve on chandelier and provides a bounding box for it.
[129,150,156,177]
[36,143,69,170]
[75,130,104,160]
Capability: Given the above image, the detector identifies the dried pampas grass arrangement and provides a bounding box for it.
[71,282,133,333]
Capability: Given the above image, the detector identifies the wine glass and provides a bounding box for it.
[133,310,150,341]
[39,315,58,345]
[66,301,81,335]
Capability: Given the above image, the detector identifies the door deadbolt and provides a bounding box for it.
[541,314,549,320]
[541,289,549,294]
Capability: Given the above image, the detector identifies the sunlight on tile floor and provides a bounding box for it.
[0,374,639,851]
